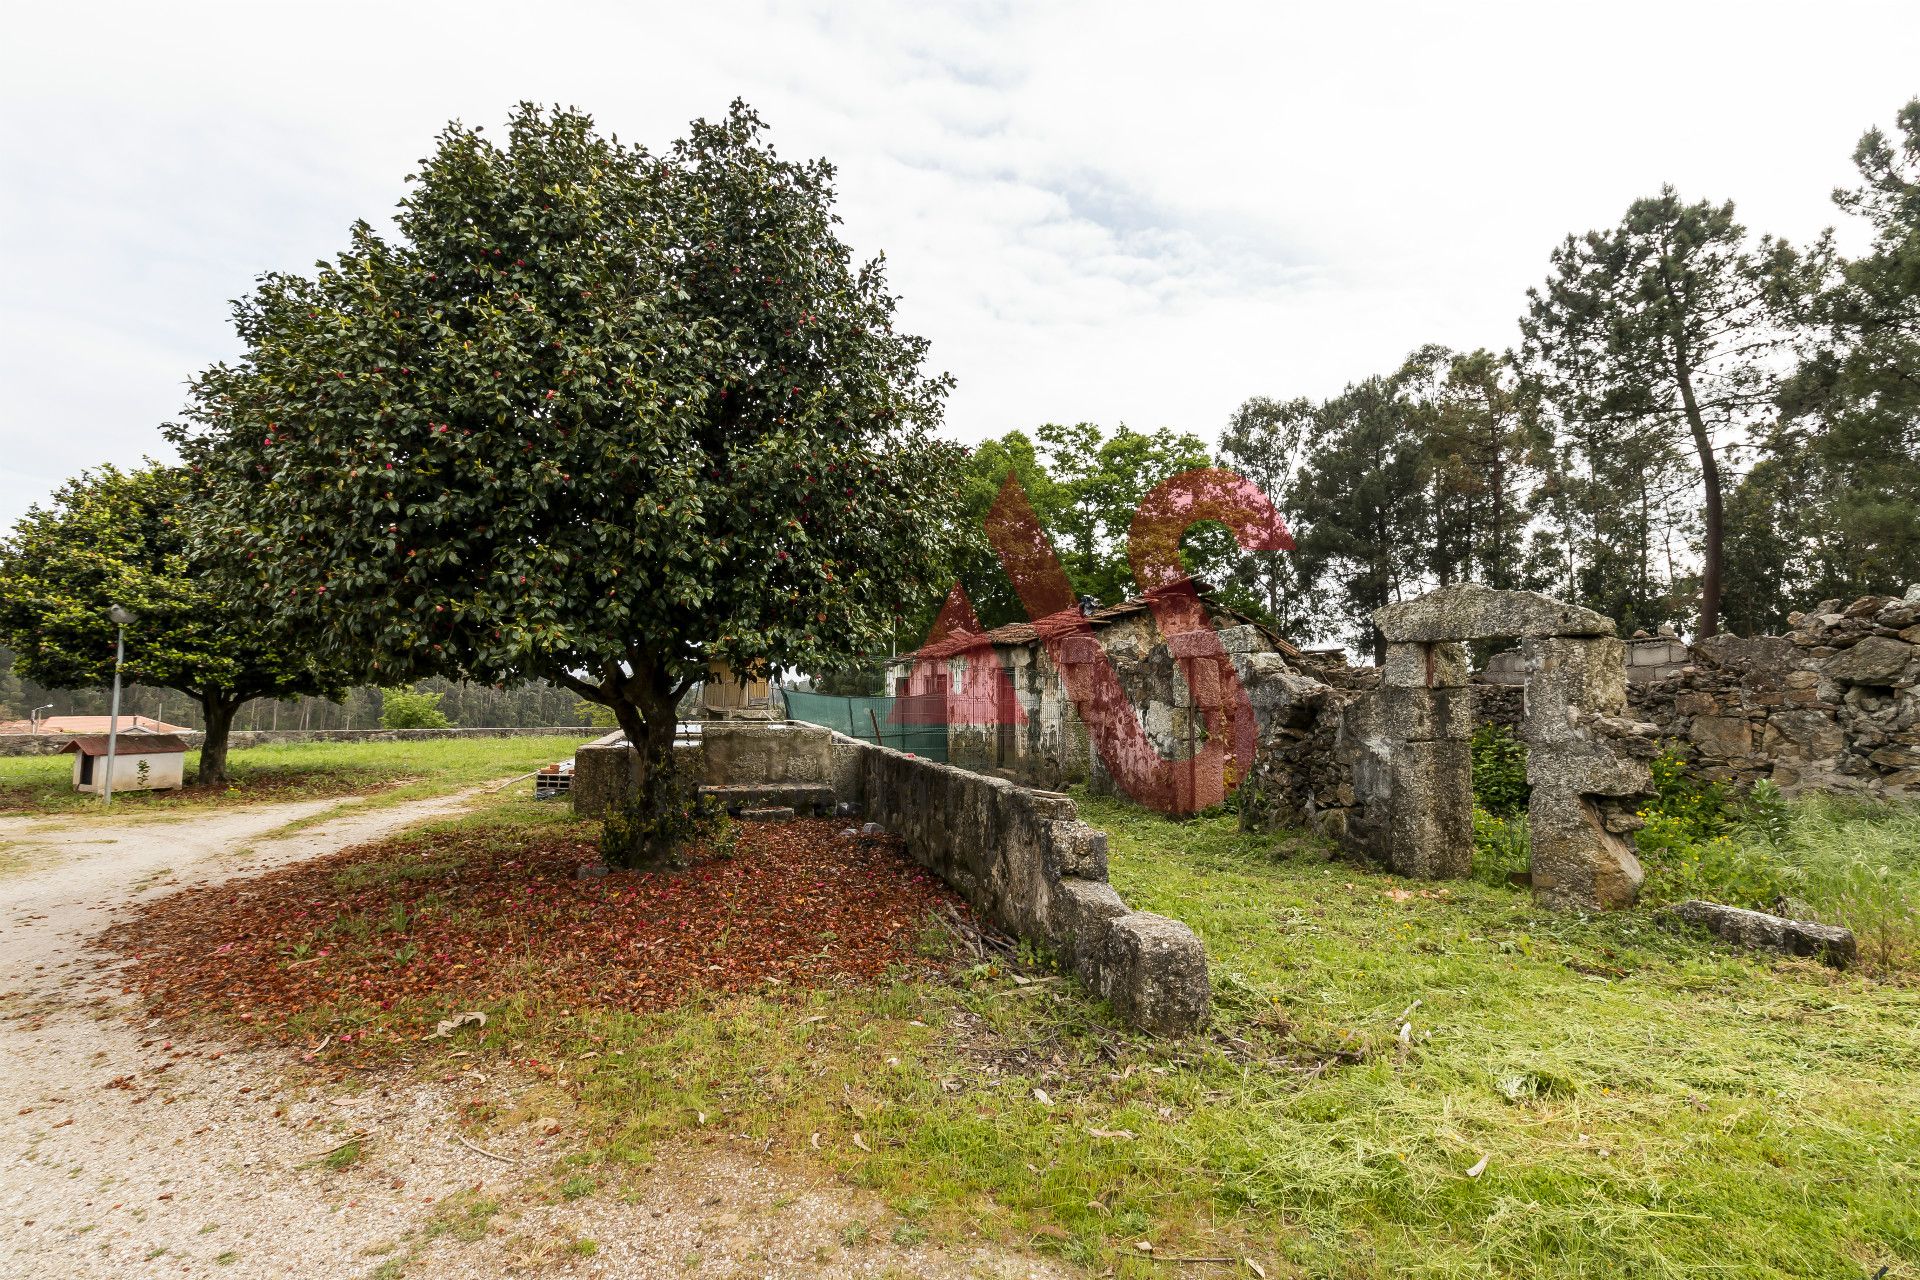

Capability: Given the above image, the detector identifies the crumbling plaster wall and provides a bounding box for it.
[937,610,1312,796]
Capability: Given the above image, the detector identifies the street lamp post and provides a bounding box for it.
[101,605,136,806]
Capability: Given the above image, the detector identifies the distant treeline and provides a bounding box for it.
[0,650,587,731]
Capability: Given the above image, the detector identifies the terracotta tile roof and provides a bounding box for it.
[0,715,194,736]
[903,583,1300,662]
[61,734,190,757]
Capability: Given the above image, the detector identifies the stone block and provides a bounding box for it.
[1374,583,1614,642]
[1382,641,1468,689]
[571,743,635,818]
[1376,685,1475,743]
[1384,739,1473,879]
[1095,912,1210,1036]
[1664,900,1856,968]
[1673,691,1719,717]
[1688,714,1752,759]
[1869,745,1920,768]
[1528,790,1644,911]
[1043,820,1109,879]
[1822,635,1914,686]
[1166,628,1218,660]
[1215,624,1267,655]
[1522,637,1629,734]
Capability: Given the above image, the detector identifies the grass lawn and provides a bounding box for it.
[107,789,1920,1278]
[0,734,593,815]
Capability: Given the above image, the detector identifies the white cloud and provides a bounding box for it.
[2,0,1916,531]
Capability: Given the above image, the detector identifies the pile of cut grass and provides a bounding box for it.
[309,790,1920,1279]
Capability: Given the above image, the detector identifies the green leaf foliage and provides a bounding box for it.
[378,685,453,730]
[0,463,350,780]
[168,101,964,750]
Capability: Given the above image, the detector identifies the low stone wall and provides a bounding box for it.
[572,720,1210,1035]
[0,725,597,758]
[1631,591,1920,794]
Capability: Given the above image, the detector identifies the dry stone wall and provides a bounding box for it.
[1630,588,1920,794]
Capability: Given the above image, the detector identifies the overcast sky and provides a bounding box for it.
[3,1,1917,533]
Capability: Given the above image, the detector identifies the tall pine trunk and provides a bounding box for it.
[1674,363,1723,638]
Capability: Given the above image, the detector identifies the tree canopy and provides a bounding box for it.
[170,102,963,814]
[1522,188,1821,637]
[0,463,348,781]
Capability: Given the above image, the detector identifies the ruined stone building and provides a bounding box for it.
[572,582,1917,1032]
[885,587,1327,793]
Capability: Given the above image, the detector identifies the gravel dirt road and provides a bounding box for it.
[0,792,1063,1279]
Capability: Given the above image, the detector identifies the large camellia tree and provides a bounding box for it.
[0,464,349,785]
[170,102,962,853]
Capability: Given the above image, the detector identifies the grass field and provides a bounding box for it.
[113,785,1920,1278]
[0,734,594,815]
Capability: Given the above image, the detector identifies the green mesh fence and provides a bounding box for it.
[781,688,947,761]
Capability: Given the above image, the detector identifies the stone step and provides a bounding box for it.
[699,783,834,817]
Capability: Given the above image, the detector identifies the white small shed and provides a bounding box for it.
[62,733,189,794]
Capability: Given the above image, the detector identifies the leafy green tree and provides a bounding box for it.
[1041,423,1217,604]
[1772,98,1920,603]
[0,464,348,783]
[1523,187,1820,637]
[1422,349,1551,591]
[379,685,453,729]
[949,430,1062,630]
[811,663,886,696]
[0,659,20,722]
[170,103,961,854]
[946,423,1221,632]
[1217,395,1319,636]
[1290,366,1433,660]
[1539,397,1699,633]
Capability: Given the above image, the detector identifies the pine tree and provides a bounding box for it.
[1523,188,1820,636]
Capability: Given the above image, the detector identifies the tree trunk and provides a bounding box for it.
[1674,365,1723,638]
[198,695,241,787]
[603,674,689,867]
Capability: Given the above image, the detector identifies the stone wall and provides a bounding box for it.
[1243,585,1656,911]
[0,725,596,759]
[572,720,1210,1035]
[1631,590,1920,794]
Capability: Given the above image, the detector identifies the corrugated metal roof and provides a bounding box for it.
[60,734,190,757]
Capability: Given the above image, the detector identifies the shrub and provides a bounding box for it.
[1644,748,1727,842]
[379,686,453,730]
[1470,723,1529,818]
[1471,807,1531,887]
[1733,778,1792,845]
[1634,748,1786,907]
